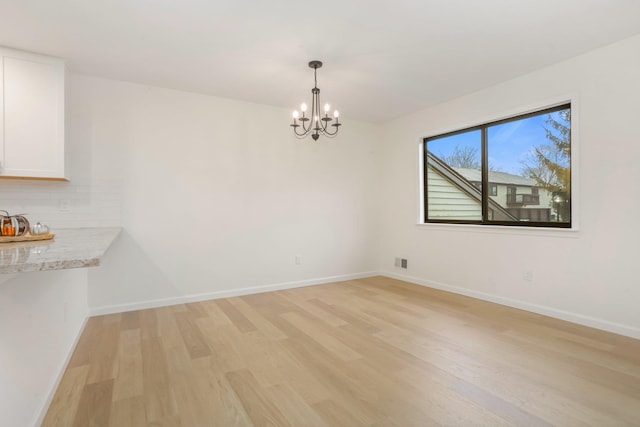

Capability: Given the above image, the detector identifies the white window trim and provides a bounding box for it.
[416,94,580,234]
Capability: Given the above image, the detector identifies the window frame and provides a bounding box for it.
[422,103,572,229]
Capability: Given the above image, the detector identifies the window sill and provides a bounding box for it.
[415,222,580,238]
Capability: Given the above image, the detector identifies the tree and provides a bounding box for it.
[439,145,481,169]
[438,145,503,172]
[521,109,571,221]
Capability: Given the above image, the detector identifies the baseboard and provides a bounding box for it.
[89,271,378,316]
[381,270,640,340]
[33,313,90,427]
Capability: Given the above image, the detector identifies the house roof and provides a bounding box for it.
[453,168,537,187]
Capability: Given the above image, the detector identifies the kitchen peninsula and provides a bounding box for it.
[0,228,121,274]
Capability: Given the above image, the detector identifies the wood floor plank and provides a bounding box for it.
[86,322,120,384]
[225,369,293,427]
[41,365,89,427]
[237,290,298,318]
[138,308,159,340]
[280,311,363,361]
[140,337,178,423]
[72,379,114,427]
[451,379,554,427]
[280,336,382,424]
[101,313,122,325]
[43,276,640,426]
[119,311,140,331]
[155,306,185,350]
[308,297,380,334]
[111,329,143,401]
[108,395,147,427]
[278,290,349,328]
[215,298,258,333]
[312,398,372,427]
[197,320,250,373]
[163,345,220,426]
[173,311,212,359]
[67,316,104,368]
[190,356,254,426]
[198,299,233,326]
[265,383,329,427]
[230,296,289,340]
[185,301,209,318]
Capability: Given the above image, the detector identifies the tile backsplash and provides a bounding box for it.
[0,179,121,229]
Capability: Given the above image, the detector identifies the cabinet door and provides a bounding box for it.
[1,51,65,179]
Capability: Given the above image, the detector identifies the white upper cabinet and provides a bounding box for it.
[0,47,66,179]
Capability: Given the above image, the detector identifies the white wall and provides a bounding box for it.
[377,34,640,338]
[0,269,88,427]
[78,75,381,312]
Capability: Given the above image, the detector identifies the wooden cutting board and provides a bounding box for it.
[0,233,55,243]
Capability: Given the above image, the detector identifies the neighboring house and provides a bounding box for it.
[426,153,518,221]
[453,166,553,222]
[427,153,552,222]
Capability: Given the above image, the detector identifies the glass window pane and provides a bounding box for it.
[426,130,482,221]
[487,108,571,224]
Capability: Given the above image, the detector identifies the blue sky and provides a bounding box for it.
[428,110,567,175]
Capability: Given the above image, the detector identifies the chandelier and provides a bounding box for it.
[290,60,341,141]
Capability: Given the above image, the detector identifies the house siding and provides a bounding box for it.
[427,165,482,220]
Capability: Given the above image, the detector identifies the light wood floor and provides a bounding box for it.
[42,276,640,426]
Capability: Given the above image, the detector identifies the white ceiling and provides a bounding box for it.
[1,0,639,122]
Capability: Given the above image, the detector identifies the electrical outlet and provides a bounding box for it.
[523,270,533,282]
[59,199,70,212]
[295,255,301,265]
[395,257,401,267]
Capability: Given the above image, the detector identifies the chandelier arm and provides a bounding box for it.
[324,127,338,136]
[301,110,315,135]
[291,115,310,136]
[292,125,309,137]
[300,117,310,135]
[322,124,339,136]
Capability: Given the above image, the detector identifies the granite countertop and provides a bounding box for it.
[0,227,121,274]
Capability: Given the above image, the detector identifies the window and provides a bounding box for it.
[423,104,571,228]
